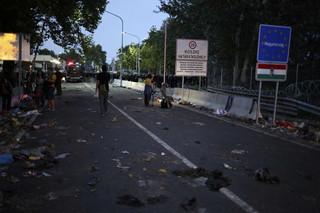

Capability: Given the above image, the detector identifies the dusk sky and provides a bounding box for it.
[43,0,168,63]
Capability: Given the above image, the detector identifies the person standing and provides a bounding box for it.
[45,68,57,111]
[95,65,110,116]
[55,68,62,95]
[34,69,45,107]
[0,61,14,114]
[144,74,153,106]
[0,73,13,114]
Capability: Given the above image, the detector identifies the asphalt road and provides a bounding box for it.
[1,81,319,213]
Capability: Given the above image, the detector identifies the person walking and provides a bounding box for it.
[144,74,153,106]
[45,68,57,111]
[95,65,110,116]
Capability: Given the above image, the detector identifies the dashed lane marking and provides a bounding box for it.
[84,83,259,213]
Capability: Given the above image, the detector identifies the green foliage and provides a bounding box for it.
[59,49,84,63]
[0,0,108,53]
[84,44,107,66]
[38,48,57,58]
[157,0,320,85]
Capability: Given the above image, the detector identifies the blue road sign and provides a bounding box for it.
[257,24,291,63]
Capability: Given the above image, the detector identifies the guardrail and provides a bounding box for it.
[207,87,320,117]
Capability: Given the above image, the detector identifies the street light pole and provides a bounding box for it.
[124,32,140,76]
[106,11,124,87]
[163,21,167,84]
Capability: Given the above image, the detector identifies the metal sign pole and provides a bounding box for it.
[295,63,299,96]
[273,81,279,124]
[199,76,201,91]
[163,21,167,84]
[250,66,253,90]
[220,68,223,88]
[256,81,262,125]
[182,76,184,100]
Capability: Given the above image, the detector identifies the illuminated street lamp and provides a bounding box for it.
[124,32,140,76]
[106,11,124,86]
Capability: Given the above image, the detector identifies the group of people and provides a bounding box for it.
[0,65,62,114]
[26,67,61,111]
[95,70,158,117]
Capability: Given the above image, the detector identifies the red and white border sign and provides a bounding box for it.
[255,62,287,82]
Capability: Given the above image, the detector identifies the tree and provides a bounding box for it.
[123,44,138,71]
[38,48,57,58]
[84,44,107,66]
[159,0,320,86]
[59,49,83,64]
[0,0,108,52]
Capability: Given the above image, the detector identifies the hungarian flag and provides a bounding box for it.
[256,63,287,81]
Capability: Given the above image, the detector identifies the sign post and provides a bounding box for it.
[255,24,291,124]
[175,39,208,90]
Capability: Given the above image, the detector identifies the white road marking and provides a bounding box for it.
[84,83,259,213]
[178,104,319,151]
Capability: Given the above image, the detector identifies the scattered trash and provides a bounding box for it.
[223,163,235,170]
[156,122,162,125]
[18,110,41,117]
[121,150,129,154]
[42,172,52,177]
[142,167,147,172]
[205,170,232,191]
[19,149,31,157]
[299,194,316,202]
[145,157,152,162]
[46,192,58,200]
[76,139,87,143]
[158,169,167,173]
[161,152,166,156]
[231,149,247,155]
[23,171,39,178]
[253,168,280,184]
[192,122,205,126]
[54,153,70,159]
[173,167,208,178]
[88,177,100,186]
[117,165,131,170]
[29,156,41,160]
[32,125,41,130]
[0,154,14,164]
[275,121,295,129]
[130,97,142,100]
[6,175,21,183]
[173,167,231,191]
[214,109,227,116]
[21,161,36,169]
[181,197,197,210]
[24,132,31,139]
[147,195,169,205]
[110,117,118,122]
[116,195,145,207]
[91,166,100,172]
